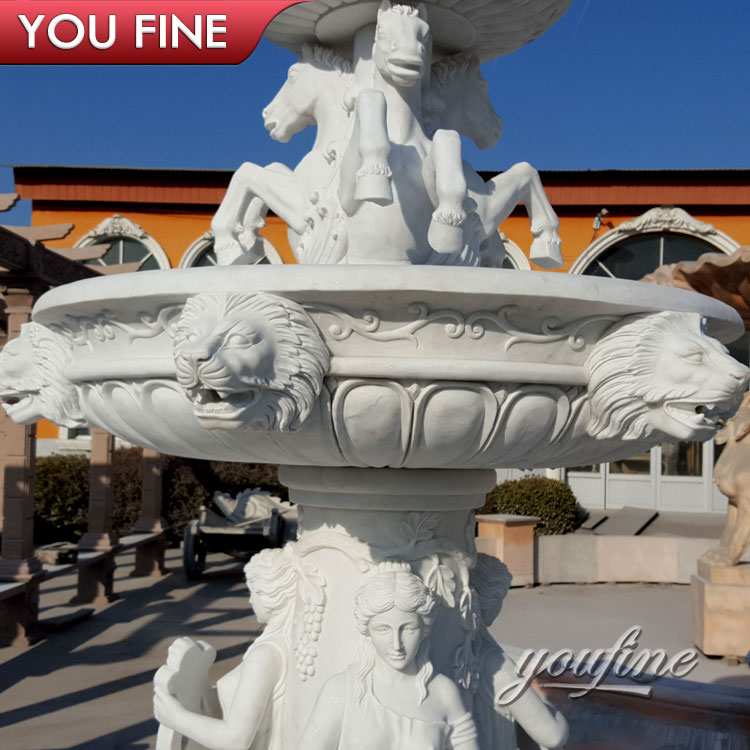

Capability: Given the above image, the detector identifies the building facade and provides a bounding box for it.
[14,166,750,512]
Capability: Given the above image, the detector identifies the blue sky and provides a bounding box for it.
[1,0,749,224]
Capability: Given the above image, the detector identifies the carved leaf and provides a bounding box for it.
[396,511,439,546]
[425,556,456,607]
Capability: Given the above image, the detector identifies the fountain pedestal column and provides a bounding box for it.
[277,466,496,745]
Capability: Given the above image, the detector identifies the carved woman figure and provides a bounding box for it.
[300,564,479,749]
[470,554,568,750]
[153,544,297,750]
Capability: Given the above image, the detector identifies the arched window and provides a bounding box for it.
[498,232,532,270]
[179,230,275,268]
[569,206,739,276]
[76,215,170,270]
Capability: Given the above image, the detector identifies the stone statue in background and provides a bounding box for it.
[299,565,479,750]
[701,391,750,567]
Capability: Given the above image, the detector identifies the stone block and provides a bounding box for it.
[597,536,678,583]
[697,559,750,585]
[675,538,715,584]
[536,533,598,584]
[476,514,538,586]
[692,571,750,657]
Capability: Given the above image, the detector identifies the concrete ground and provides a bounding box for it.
[1,548,748,750]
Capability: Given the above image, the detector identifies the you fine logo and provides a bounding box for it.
[0,0,311,64]
[496,625,700,706]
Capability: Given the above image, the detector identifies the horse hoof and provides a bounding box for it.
[215,238,250,266]
[355,173,393,205]
[530,231,563,269]
[428,213,464,255]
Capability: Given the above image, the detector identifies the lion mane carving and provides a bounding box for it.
[0,322,86,428]
[586,311,748,442]
[173,292,329,431]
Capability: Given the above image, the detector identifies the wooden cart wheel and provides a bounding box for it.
[183,520,207,579]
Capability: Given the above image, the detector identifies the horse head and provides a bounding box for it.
[263,45,352,143]
[263,57,317,143]
[428,55,503,150]
[373,0,430,89]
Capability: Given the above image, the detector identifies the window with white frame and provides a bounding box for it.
[76,214,171,271]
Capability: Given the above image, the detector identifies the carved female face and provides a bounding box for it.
[367,607,424,671]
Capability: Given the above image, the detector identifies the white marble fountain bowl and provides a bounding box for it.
[23,264,748,470]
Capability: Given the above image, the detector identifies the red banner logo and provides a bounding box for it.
[0,0,310,64]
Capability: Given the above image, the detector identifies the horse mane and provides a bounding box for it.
[385,3,422,17]
[307,44,353,76]
[429,54,476,100]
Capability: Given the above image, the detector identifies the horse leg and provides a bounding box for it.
[350,90,393,206]
[236,197,269,263]
[424,129,467,255]
[473,162,562,269]
[212,164,259,264]
[213,162,309,263]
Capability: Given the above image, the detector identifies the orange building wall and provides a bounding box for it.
[501,212,750,273]
[33,208,295,266]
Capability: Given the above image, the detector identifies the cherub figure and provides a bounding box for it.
[300,564,479,749]
[470,554,568,750]
[153,544,297,750]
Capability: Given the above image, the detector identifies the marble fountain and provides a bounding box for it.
[2,1,748,748]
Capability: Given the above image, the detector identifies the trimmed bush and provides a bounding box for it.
[482,477,578,535]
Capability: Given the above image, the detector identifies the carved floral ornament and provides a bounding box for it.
[86,214,148,240]
[615,206,717,236]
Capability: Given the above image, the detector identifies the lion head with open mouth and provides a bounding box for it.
[173,292,329,431]
[587,311,748,443]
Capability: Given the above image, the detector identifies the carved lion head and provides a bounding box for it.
[0,322,85,428]
[587,311,748,442]
[173,292,329,431]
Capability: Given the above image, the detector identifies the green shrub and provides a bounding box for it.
[112,447,143,536]
[482,477,578,535]
[34,454,90,543]
[34,449,287,545]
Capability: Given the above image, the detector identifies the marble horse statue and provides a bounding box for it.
[211,1,562,269]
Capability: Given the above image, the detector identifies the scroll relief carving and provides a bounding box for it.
[173,292,330,431]
[308,301,618,351]
[0,322,86,428]
[585,311,748,443]
[53,305,183,350]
